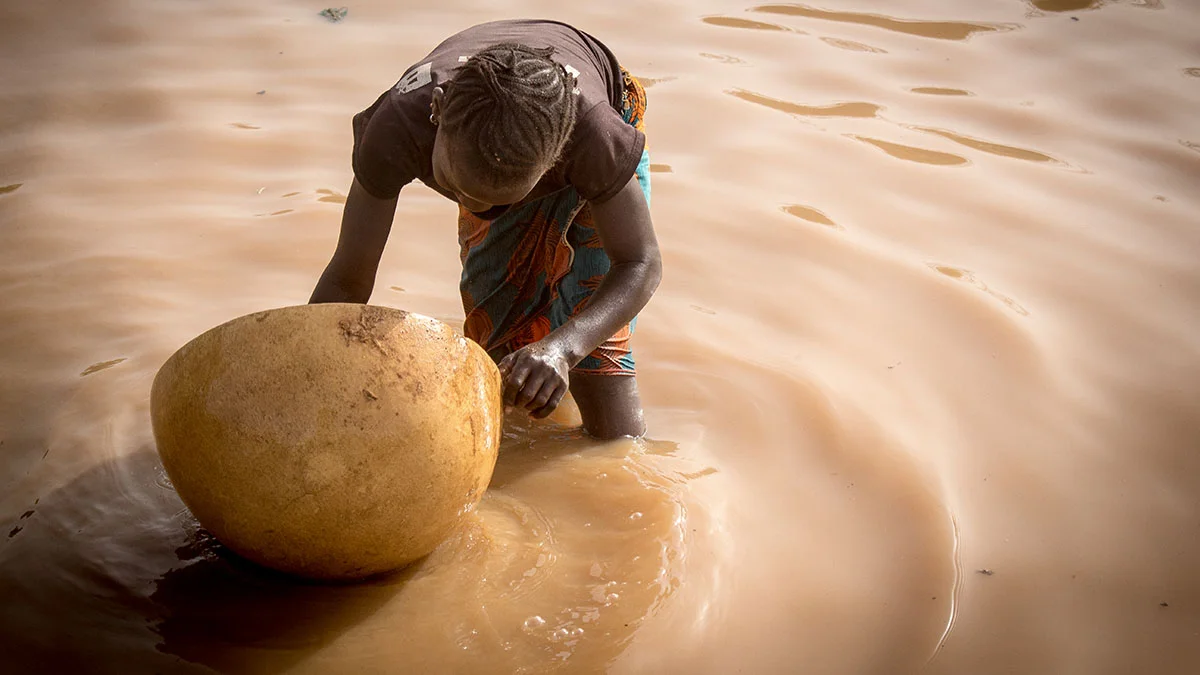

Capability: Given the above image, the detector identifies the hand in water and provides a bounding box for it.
[498,340,570,419]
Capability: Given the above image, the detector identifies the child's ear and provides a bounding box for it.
[430,87,445,124]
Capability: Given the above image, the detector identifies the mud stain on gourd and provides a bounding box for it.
[338,307,395,350]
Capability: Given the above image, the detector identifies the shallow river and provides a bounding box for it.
[2,1,1199,673]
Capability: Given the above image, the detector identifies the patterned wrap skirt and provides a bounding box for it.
[456,69,650,376]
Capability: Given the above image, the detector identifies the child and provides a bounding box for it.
[310,20,661,440]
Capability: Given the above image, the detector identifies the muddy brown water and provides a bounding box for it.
[2,1,1199,673]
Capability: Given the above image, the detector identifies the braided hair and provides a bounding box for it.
[439,43,579,181]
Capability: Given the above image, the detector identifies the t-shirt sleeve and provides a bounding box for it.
[351,92,420,200]
[564,102,646,203]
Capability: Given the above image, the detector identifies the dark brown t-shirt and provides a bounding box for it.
[351,20,645,205]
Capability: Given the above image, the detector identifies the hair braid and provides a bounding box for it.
[440,43,580,180]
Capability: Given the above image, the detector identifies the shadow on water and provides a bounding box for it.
[154,422,686,673]
[151,533,410,674]
[0,448,399,674]
[1,413,693,674]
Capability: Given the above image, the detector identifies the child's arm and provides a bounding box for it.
[309,178,399,304]
[500,176,662,416]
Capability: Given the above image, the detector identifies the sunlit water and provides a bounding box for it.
[2,1,1199,673]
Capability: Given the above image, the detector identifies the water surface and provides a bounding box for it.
[2,0,1199,672]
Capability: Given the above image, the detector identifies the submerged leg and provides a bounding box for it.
[569,373,646,440]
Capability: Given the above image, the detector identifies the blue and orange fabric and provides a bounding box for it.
[457,69,650,375]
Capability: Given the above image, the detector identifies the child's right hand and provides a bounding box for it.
[497,340,571,419]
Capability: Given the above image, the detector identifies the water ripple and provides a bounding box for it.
[912,126,1064,165]
[851,136,969,166]
[750,4,1020,41]
[781,204,841,230]
[910,87,974,97]
[819,37,887,53]
[727,89,882,118]
[701,16,795,32]
[929,264,1030,317]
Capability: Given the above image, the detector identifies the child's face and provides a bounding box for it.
[431,126,542,214]
[429,86,544,214]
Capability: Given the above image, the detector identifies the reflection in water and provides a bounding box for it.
[701,16,795,32]
[851,136,969,166]
[926,515,964,665]
[751,4,1018,41]
[820,37,887,53]
[782,204,841,229]
[910,87,973,96]
[0,450,213,673]
[153,534,401,674]
[727,89,882,118]
[80,358,127,376]
[913,126,1062,164]
[930,264,1030,316]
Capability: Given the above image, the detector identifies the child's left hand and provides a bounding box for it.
[497,340,570,419]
